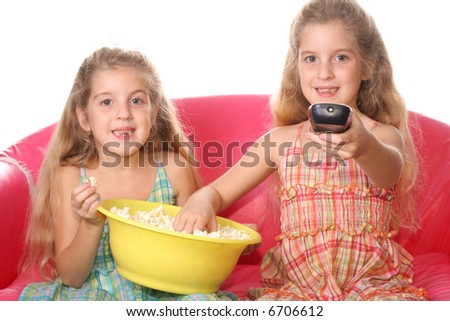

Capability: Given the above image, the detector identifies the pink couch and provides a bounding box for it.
[1,95,449,300]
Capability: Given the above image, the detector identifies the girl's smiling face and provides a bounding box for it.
[77,66,153,159]
[298,22,369,109]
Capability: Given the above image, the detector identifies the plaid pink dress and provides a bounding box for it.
[247,123,427,301]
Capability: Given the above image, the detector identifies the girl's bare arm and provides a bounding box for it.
[53,166,104,288]
[173,125,298,233]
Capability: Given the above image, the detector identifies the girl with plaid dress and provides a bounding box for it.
[19,47,237,301]
[174,0,428,301]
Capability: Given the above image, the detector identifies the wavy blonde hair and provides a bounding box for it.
[271,0,419,231]
[22,47,201,278]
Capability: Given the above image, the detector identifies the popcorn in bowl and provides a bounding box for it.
[110,206,251,240]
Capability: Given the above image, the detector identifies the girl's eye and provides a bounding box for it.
[131,98,143,105]
[305,56,316,63]
[335,54,348,62]
[101,99,112,106]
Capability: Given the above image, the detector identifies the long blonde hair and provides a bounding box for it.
[271,0,419,231]
[22,47,201,278]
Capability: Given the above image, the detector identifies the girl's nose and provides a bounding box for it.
[116,102,132,120]
[317,62,334,80]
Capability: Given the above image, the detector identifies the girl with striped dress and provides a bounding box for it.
[19,47,237,301]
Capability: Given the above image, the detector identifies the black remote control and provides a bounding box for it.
[308,103,352,133]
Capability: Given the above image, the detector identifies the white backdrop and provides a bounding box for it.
[1,0,448,150]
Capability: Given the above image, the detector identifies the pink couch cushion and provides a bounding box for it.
[413,253,450,300]
[394,113,450,257]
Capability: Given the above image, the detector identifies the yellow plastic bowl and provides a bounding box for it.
[97,199,261,294]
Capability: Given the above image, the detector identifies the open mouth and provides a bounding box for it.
[316,87,338,95]
[112,129,135,139]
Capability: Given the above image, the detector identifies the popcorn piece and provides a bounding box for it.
[89,176,97,187]
[110,206,251,240]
